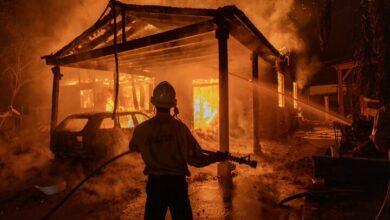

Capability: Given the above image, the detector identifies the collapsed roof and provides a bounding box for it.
[42,1,281,73]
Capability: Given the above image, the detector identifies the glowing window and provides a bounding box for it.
[100,118,115,129]
[193,79,219,129]
[119,115,134,128]
[278,72,285,108]
[80,89,94,109]
[293,82,298,109]
[61,118,88,132]
[105,95,114,112]
[134,113,148,124]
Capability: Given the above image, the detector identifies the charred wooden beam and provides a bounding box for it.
[126,11,210,26]
[134,16,201,30]
[116,2,216,17]
[214,9,230,154]
[54,12,115,57]
[337,69,345,115]
[105,32,215,60]
[117,44,217,65]
[66,53,217,73]
[252,52,261,154]
[80,20,124,52]
[121,7,127,43]
[45,19,216,66]
[50,66,62,134]
[118,55,216,70]
[230,7,280,57]
[74,36,216,69]
[216,24,233,184]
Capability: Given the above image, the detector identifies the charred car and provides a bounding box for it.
[51,112,149,162]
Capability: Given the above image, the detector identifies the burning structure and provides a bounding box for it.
[1,0,390,219]
[42,1,297,156]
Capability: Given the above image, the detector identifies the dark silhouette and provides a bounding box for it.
[129,81,228,220]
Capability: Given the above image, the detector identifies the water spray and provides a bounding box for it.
[225,70,352,126]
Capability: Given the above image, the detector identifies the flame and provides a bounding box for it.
[80,89,94,109]
[104,74,153,114]
[105,96,114,112]
[293,82,298,109]
[193,79,219,130]
[277,72,285,108]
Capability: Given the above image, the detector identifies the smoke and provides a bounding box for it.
[0,130,52,197]
[295,56,322,89]
[0,0,321,199]
[0,0,320,113]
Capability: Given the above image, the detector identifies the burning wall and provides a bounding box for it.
[58,68,154,122]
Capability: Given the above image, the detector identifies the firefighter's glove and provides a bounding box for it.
[213,151,229,162]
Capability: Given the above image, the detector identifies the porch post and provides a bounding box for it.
[252,52,261,154]
[50,66,62,134]
[337,69,344,115]
[216,26,231,180]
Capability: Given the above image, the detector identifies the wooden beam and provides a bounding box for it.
[229,7,280,56]
[337,69,345,115]
[74,40,216,70]
[343,68,353,81]
[54,12,115,57]
[252,52,261,154]
[103,32,215,61]
[45,19,216,66]
[81,20,124,52]
[217,28,229,153]
[128,10,210,26]
[67,53,217,72]
[121,8,127,43]
[116,2,216,17]
[50,66,62,134]
[122,53,217,69]
[118,44,217,65]
[332,60,356,71]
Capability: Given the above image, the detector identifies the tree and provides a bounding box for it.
[0,36,36,107]
[354,0,390,104]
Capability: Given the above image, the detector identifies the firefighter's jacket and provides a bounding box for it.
[371,104,390,152]
[129,112,215,176]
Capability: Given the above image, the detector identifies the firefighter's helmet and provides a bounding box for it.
[150,81,177,108]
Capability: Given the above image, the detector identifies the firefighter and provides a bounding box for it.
[129,81,228,220]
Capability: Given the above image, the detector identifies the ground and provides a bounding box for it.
[0,125,384,219]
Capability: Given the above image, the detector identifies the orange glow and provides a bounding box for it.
[80,89,94,109]
[105,96,114,112]
[97,74,153,113]
[193,79,219,130]
[278,72,285,107]
[293,82,298,109]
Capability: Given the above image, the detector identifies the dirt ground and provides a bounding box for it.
[0,126,362,220]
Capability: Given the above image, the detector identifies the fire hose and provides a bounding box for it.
[41,150,257,219]
[41,150,131,220]
[202,149,258,168]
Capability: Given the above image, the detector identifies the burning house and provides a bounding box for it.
[2,0,390,219]
[42,1,297,155]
